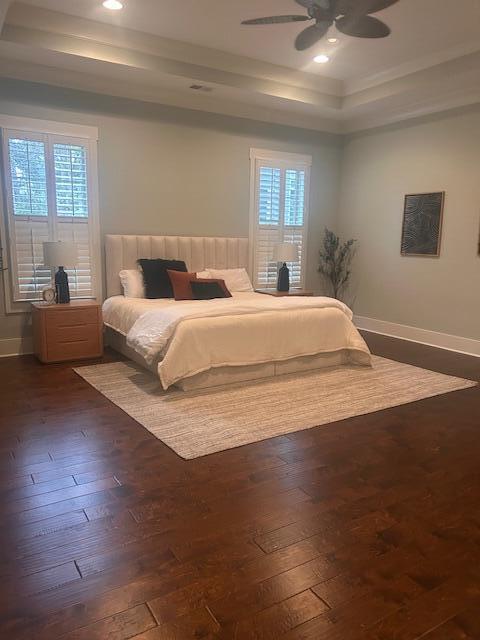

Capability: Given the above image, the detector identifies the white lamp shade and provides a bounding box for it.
[43,241,78,268]
[273,243,299,263]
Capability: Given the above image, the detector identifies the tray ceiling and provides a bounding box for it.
[0,0,480,134]
[18,0,480,81]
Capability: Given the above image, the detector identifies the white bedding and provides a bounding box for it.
[103,293,371,390]
[103,295,178,337]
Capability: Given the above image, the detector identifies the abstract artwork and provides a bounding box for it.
[401,192,445,257]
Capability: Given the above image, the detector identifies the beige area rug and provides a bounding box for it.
[74,356,476,459]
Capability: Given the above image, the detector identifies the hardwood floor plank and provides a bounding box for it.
[0,561,81,608]
[0,509,88,543]
[453,607,480,638]
[2,475,77,507]
[224,589,328,639]
[146,605,219,638]
[1,563,200,640]
[421,619,471,639]
[59,604,156,640]
[129,607,218,640]
[7,488,118,526]
[207,555,339,624]
[360,573,480,640]
[4,476,120,515]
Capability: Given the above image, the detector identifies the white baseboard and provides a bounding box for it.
[355,316,480,358]
[0,337,33,357]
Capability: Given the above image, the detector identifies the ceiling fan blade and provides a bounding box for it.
[242,15,311,25]
[336,14,390,38]
[295,21,331,51]
[334,0,399,16]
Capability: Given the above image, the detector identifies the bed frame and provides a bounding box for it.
[104,234,350,390]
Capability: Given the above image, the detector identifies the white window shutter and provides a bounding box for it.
[53,143,89,218]
[254,165,282,288]
[256,227,282,288]
[283,168,306,287]
[2,130,97,304]
[250,151,310,289]
[12,218,52,300]
[8,137,49,217]
[57,220,94,299]
[283,227,304,287]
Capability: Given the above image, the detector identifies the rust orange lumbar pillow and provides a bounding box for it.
[167,269,198,300]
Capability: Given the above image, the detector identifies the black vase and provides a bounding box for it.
[277,262,290,292]
[55,266,70,304]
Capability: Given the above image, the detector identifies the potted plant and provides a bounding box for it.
[318,228,356,302]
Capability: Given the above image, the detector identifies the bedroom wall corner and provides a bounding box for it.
[337,104,480,342]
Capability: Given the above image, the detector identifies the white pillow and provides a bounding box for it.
[203,268,254,292]
[196,270,211,279]
[119,269,145,298]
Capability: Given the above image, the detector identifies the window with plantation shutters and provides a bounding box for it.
[250,149,311,289]
[1,120,100,310]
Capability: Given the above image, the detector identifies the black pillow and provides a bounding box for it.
[191,280,228,300]
[137,258,187,298]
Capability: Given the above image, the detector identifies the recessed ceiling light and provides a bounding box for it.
[327,37,338,44]
[313,54,330,64]
[102,0,123,10]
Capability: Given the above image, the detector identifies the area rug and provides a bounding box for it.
[74,356,476,459]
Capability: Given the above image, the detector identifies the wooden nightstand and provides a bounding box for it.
[32,300,103,363]
[255,289,314,297]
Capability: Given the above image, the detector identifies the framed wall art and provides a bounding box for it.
[400,192,445,257]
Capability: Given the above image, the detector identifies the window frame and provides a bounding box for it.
[249,148,312,289]
[0,115,101,314]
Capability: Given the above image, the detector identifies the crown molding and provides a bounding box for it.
[344,41,480,95]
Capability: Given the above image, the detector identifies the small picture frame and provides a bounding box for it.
[401,192,445,257]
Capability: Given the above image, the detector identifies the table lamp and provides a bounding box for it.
[43,241,78,304]
[273,243,299,292]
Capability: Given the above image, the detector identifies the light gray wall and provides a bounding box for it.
[0,78,342,349]
[337,106,480,340]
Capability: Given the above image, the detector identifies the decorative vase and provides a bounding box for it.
[277,262,290,292]
[55,266,70,304]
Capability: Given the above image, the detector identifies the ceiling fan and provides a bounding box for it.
[241,0,399,51]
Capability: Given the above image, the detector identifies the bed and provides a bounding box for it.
[103,234,371,390]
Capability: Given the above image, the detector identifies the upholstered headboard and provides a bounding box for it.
[105,235,249,298]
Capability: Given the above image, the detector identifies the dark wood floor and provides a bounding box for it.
[0,333,479,640]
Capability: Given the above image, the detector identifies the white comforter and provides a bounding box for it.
[104,293,371,389]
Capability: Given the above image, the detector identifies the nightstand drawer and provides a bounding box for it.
[46,323,98,345]
[47,338,101,362]
[47,306,98,329]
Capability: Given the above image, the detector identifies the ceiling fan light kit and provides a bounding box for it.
[241,0,398,51]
